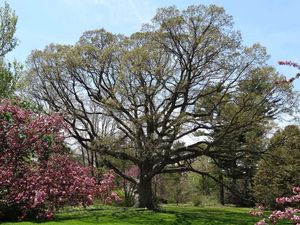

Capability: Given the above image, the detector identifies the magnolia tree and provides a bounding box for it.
[0,99,120,221]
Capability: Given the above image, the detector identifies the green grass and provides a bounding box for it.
[1,204,292,225]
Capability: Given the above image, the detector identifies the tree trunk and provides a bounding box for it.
[135,176,155,209]
[81,147,86,166]
[219,173,225,205]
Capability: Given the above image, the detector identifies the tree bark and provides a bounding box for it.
[135,176,155,209]
[81,147,86,166]
[219,173,225,205]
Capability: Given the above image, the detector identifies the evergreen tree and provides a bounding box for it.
[253,125,300,208]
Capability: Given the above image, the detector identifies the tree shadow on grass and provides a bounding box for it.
[49,207,176,225]
[4,206,290,225]
[160,208,259,225]
[54,207,258,225]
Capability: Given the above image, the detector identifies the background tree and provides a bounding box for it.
[159,160,219,206]
[25,5,293,209]
[212,114,269,206]
[0,1,20,98]
[0,64,15,98]
[193,66,287,206]
[253,125,300,208]
[0,1,17,58]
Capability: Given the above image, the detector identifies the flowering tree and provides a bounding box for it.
[97,169,121,204]
[0,99,120,220]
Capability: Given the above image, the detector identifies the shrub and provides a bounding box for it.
[0,99,119,220]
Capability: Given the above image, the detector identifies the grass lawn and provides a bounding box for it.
[1,204,291,225]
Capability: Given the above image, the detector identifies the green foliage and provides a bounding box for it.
[0,110,13,122]
[153,158,220,207]
[192,195,219,207]
[158,173,190,204]
[185,158,220,206]
[0,1,18,57]
[194,66,293,206]
[0,2,20,98]
[12,97,42,111]
[253,125,300,208]
[0,63,15,98]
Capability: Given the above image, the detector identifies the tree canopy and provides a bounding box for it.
[0,1,19,98]
[0,1,17,58]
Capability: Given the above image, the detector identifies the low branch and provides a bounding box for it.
[100,148,140,164]
[103,160,138,185]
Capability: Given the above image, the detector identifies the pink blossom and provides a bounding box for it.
[253,187,300,224]
[255,219,267,225]
[0,100,120,220]
[277,60,300,84]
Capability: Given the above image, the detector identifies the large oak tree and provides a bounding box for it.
[26,5,292,209]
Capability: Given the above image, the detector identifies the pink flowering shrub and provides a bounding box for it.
[0,99,120,220]
[125,165,139,178]
[6,155,97,220]
[122,165,139,206]
[252,187,300,224]
[97,170,122,204]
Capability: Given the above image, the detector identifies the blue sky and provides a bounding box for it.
[4,0,300,88]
